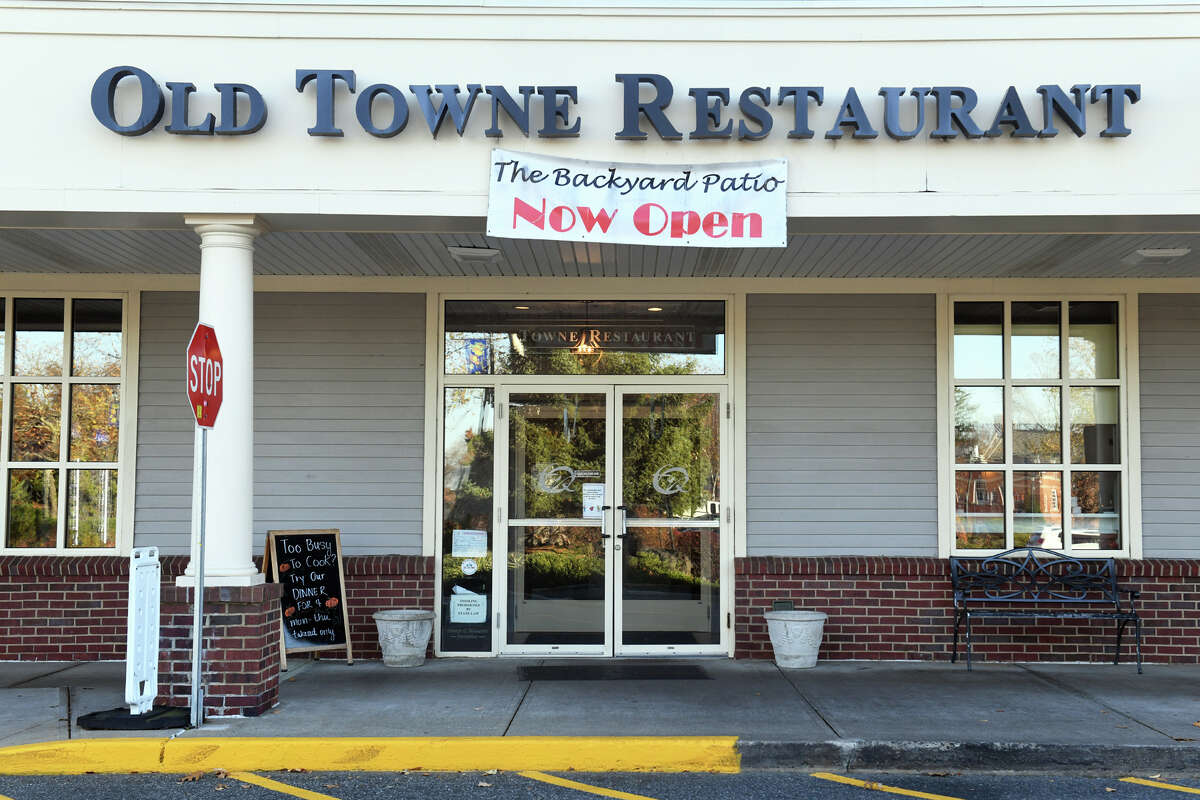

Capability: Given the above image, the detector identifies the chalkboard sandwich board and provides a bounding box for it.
[264,529,354,667]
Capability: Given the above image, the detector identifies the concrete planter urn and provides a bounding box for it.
[372,609,435,667]
[763,610,828,669]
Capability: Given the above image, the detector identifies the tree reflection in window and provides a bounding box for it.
[3,297,122,549]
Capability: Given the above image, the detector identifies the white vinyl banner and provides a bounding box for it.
[486,148,787,248]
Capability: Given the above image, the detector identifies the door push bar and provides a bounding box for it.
[616,505,629,539]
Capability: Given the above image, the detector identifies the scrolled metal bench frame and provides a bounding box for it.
[949,546,1142,674]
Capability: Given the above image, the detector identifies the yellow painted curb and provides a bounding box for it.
[0,736,740,775]
[0,739,166,775]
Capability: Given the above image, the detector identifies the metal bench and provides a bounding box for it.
[949,546,1142,673]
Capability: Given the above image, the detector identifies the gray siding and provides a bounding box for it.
[745,294,938,556]
[135,291,425,556]
[1139,294,1200,558]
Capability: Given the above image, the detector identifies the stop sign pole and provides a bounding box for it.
[185,323,223,729]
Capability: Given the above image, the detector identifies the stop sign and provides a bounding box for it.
[186,323,223,428]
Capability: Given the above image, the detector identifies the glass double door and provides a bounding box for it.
[498,386,726,656]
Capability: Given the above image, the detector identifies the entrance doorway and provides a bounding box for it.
[498,386,727,656]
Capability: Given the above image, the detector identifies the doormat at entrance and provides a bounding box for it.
[518,664,710,681]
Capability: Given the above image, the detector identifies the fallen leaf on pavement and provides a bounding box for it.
[179,771,204,783]
[1105,788,1117,792]
[324,784,339,789]
[214,769,229,779]
[1193,721,1200,728]
[477,782,492,787]
[484,769,498,775]
[286,768,309,773]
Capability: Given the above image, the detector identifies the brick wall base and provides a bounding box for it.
[1,553,1191,674]
[159,583,282,717]
[736,556,1200,664]
[0,554,436,711]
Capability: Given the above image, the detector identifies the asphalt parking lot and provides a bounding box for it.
[0,770,1196,800]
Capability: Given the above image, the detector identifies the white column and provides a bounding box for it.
[179,215,264,587]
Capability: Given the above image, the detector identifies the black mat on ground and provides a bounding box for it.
[518,663,709,681]
[77,705,192,730]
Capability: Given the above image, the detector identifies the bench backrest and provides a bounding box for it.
[949,547,1120,604]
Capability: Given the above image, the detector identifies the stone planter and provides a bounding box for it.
[372,609,435,667]
[763,610,827,669]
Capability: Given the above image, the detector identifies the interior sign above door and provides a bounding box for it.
[487,148,786,248]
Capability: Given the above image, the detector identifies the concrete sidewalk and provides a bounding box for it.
[0,658,1196,773]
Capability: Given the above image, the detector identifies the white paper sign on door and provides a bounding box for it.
[451,529,488,558]
[582,482,605,519]
[450,594,487,623]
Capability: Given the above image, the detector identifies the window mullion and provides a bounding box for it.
[1061,301,1073,551]
[1003,300,1013,551]
[57,304,70,550]
[0,297,9,550]
[1061,300,1070,383]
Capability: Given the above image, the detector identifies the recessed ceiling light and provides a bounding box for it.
[446,246,502,264]
[513,305,531,310]
[1122,247,1192,266]
[647,306,664,312]
[1137,247,1191,259]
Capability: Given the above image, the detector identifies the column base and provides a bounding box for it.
[176,572,266,588]
[159,583,282,717]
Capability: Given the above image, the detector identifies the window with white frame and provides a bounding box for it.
[951,299,1124,554]
[1,297,125,551]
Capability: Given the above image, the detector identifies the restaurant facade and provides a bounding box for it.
[0,0,1198,715]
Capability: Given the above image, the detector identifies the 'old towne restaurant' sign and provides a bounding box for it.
[486,149,787,247]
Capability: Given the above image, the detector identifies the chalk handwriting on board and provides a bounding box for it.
[266,529,354,665]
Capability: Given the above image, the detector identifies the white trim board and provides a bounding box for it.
[2,275,1200,295]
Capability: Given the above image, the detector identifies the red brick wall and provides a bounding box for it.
[736,556,1200,664]
[158,583,282,717]
[295,555,436,662]
[0,554,435,663]
[345,555,435,660]
[0,556,188,660]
